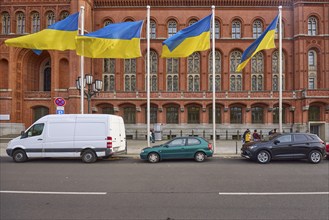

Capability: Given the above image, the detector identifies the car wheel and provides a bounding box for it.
[13,149,28,163]
[148,152,160,163]
[308,150,322,164]
[195,152,206,162]
[81,150,97,163]
[256,150,271,164]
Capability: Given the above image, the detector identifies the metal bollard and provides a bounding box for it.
[236,141,238,154]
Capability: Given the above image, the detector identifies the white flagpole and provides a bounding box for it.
[147,6,151,147]
[80,6,85,114]
[211,6,216,153]
[279,6,283,133]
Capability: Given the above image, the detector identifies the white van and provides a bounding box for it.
[6,114,126,163]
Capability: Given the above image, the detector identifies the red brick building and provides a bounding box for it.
[0,0,328,141]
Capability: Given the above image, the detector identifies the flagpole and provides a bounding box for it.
[147,5,151,148]
[278,6,283,133]
[211,6,216,154]
[80,6,85,114]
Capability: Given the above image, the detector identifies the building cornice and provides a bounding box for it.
[94,0,298,8]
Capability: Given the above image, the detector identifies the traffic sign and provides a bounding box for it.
[54,97,66,107]
[56,110,65,114]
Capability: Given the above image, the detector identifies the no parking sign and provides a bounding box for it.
[54,97,66,114]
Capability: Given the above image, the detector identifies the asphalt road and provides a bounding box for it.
[1,156,329,220]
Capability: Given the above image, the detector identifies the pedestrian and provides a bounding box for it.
[242,129,250,144]
[149,129,154,143]
[245,129,251,143]
[151,129,155,143]
[252,129,261,141]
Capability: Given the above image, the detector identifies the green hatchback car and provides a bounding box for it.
[140,136,213,163]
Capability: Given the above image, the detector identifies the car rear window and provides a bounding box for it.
[294,134,308,142]
[187,138,201,146]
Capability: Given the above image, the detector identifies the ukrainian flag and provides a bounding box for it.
[75,21,143,59]
[5,12,79,51]
[161,14,212,58]
[236,14,279,72]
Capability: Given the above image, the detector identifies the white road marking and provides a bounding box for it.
[0,190,107,195]
[219,192,329,195]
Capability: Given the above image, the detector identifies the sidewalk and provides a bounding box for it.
[0,138,242,158]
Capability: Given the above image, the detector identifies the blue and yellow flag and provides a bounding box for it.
[5,12,79,51]
[161,14,212,58]
[236,15,279,72]
[75,21,143,59]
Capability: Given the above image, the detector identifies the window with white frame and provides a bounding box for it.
[253,20,263,39]
[31,12,40,33]
[168,20,177,37]
[187,52,200,92]
[251,52,264,91]
[124,59,136,92]
[308,16,317,36]
[2,12,10,34]
[145,50,158,91]
[103,59,115,91]
[272,51,285,91]
[308,50,317,89]
[232,20,241,39]
[166,58,179,92]
[208,50,221,91]
[230,51,242,91]
[46,11,55,27]
[16,12,25,34]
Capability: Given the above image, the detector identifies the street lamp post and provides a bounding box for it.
[76,74,103,114]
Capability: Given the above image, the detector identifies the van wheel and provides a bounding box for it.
[81,150,97,163]
[13,149,28,163]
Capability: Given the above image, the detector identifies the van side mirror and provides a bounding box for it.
[20,131,27,139]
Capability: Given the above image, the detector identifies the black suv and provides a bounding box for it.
[241,133,325,164]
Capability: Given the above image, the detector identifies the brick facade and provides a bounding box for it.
[0,0,328,141]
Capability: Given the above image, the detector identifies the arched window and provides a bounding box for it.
[123,106,136,124]
[31,12,40,33]
[104,19,112,26]
[166,106,179,124]
[33,106,49,122]
[252,107,264,123]
[46,11,55,27]
[101,106,114,114]
[189,19,198,26]
[103,59,115,91]
[308,16,317,36]
[230,107,242,124]
[168,20,177,37]
[308,106,320,121]
[273,106,286,123]
[187,52,200,92]
[150,19,156,39]
[145,106,158,123]
[166,58,179,92]
[208,106,221,123]
[2,12,10,34]
[230,51,242,91]
[145,50,158,91]
[16,12,25,34]
[124,59,136,91]
[60,11,69,20]
[308,50,317,89]
[188,106,200,124]
[251,52,264,91]
[272,51,285,91]
[211,20,220,39]
[43,61,51,91]
[253,20,263,38]
[232,20,241,39]
[208,50,221,91]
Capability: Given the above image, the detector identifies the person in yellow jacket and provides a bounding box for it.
[242,128,251,143]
